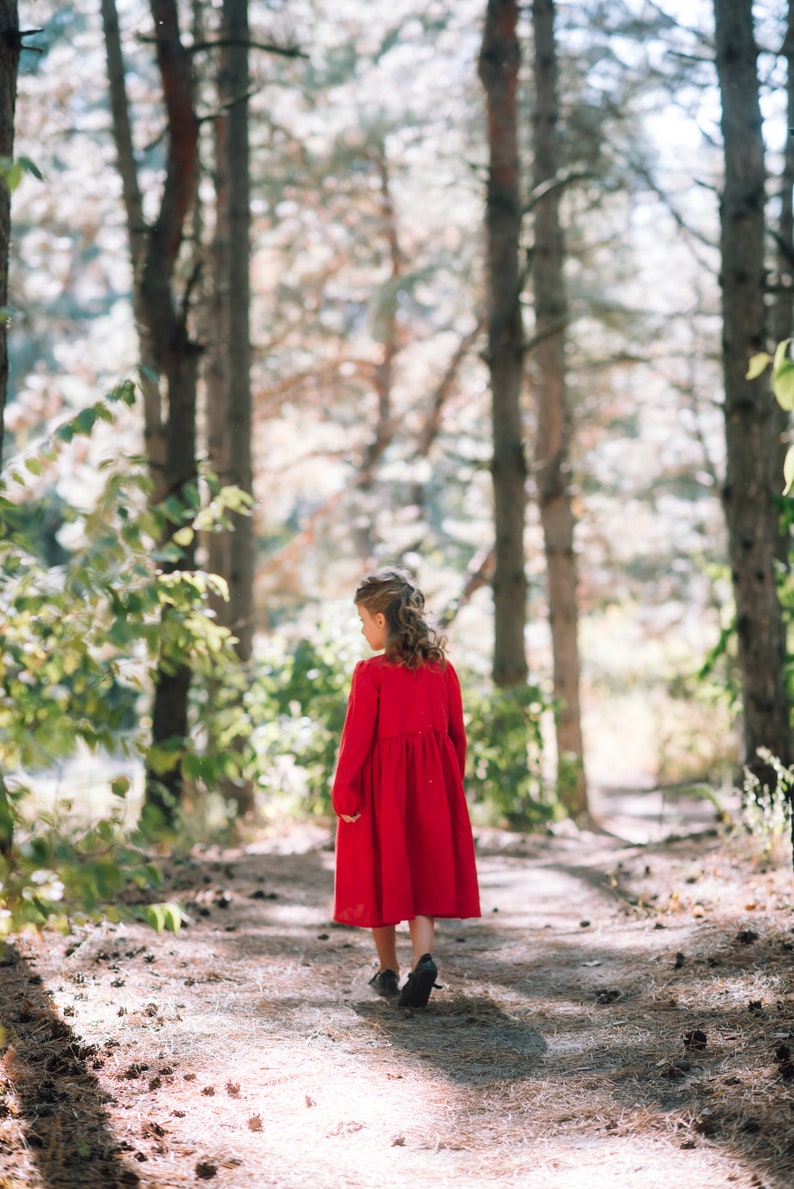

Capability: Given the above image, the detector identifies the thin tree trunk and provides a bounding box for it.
[409,316,485,511]
[478,0,528,687]
[713,0,791,783]
[530,0,587,817]
[0,0,19,470]
[771,4,794,565]
[206,0,254,814]
[352,148,401,562]
[208,0,253,657]
[102,0,200,820]
[223,0,254,669]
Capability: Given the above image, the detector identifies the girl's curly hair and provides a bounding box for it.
[355,567,447,669]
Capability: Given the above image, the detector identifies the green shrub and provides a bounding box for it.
[0,382,249,931]
[247,631,359,816]
[464,679,554,829]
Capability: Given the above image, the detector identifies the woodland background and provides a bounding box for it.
[1,0,793,929]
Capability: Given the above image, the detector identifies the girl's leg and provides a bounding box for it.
[372,924,399,974]
[408,915,435,967]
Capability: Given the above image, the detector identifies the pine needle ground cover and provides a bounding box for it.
[1,820,793,1189]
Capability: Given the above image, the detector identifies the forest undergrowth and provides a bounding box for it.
[2,806,794,1189]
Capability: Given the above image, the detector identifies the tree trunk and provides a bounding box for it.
[478,0,528,687]
[351,148,401,563]
[206,0,255,814]
[0,0,19,470]
[530,0,587,817]
[713,0,792,783]
[102,0,200,820]
[771,4,794,565]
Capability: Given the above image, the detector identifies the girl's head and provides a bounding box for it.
[354,567,446,669]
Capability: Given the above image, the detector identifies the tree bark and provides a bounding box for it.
[351,148,401,563]
[101,0,166,498]
[102,0,200,819]
[530,0,587,817]
[771,4,794,565]
[207,0,253,657]
[206,0,254,814]
[0,0,19,470]
[478,0,528,687]
[713,0,792,782]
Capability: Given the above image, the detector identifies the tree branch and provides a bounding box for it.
[188,36,308,60]
[100,0,146,277]
[522,169,593,216]
[137,34,308,59]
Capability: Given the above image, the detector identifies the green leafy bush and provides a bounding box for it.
[0,382,250,931]
[464,680,554,829]
[247,631,359,816]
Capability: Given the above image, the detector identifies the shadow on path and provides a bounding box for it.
[0,944,139,1189]
[352,993,547,1084]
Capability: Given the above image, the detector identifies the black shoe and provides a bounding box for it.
[397,953,439,1008]
[368,969,399,997]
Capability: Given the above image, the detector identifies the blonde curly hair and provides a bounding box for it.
[354,567,447,669]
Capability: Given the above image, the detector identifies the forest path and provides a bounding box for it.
[1,805,793,1189]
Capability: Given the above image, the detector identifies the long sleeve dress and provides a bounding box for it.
[332,654,481,928]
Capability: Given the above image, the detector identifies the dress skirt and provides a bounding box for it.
[332,655,481,928]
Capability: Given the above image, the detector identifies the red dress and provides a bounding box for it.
[332,654,481,928]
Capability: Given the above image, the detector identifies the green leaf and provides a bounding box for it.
[746,351,772,381]
[24,457,42,476]
[772,361,794,411]
[75,406,101,435]
[172,526,194,548]
[774,338,792,373]
[140,901,185,935]
[111,776,131,799]
[108,379,136,406]
[783,445,794,496]
[204,574,230,602]
[4,161,22,191]
[162,901,187,934]
[142,904,166,934]
[151,544,184,564]
[17,156,44,182]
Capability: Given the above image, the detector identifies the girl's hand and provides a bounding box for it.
[340,813,361,823]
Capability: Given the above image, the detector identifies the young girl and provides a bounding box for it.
[332,567,481,1008]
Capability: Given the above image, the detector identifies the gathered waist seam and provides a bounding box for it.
[374,728,446,743]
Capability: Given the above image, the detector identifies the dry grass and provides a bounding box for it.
[1,816,794,1188]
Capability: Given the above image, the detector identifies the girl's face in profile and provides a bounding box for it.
[358,604,387,652]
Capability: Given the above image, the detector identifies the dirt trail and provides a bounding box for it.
[2,807,794,1189]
